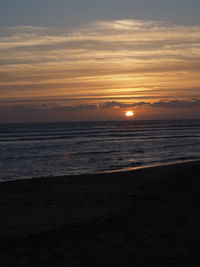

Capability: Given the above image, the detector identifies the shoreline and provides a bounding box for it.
[100,158,200,174]
[1,158,200,183]
[1,160,200,265]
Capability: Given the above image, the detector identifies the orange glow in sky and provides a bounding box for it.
[1,19,200,122]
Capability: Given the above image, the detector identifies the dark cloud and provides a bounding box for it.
[1,99,200,122]
[2,99,200,114]
[151,99,200,108]
[52,104,98,112]
[99,100,200,109]
[100,101,148,109]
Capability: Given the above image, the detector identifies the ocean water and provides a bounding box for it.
[0,120,200,181]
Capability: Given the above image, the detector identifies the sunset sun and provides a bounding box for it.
[125,110,134,117]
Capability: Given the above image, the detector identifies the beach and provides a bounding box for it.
[1,160,200,266]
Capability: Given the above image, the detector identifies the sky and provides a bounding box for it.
[1,0,200,122]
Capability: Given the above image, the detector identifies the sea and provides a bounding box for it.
[0,120,200,181]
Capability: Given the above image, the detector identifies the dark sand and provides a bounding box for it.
[0,160,200,266]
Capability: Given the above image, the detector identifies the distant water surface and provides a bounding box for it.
[0,120,200,181]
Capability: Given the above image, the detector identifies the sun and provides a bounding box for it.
[125,110,134,117]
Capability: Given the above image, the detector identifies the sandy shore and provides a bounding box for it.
[1,160,200,266]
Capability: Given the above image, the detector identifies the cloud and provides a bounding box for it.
[1,19,200,67]
[151,99,200,108]
[2,99,200,113]
[1,19,200,113]
[100,99,200,109]
[1,99,200,122]
[52,103,98,111]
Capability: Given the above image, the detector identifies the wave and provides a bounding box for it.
[1,119,200,181]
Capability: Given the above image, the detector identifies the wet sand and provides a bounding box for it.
[0,160,200,266]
